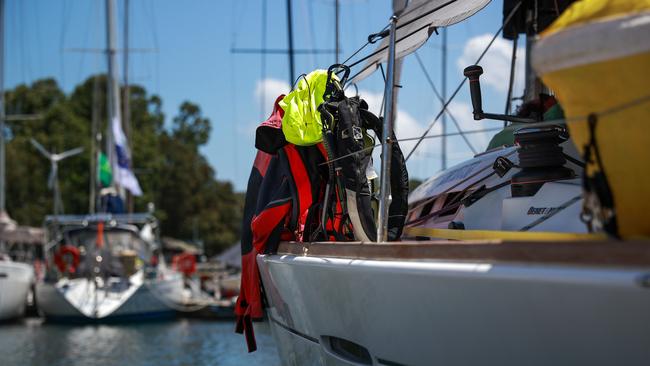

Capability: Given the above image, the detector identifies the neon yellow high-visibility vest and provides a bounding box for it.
[279,69,336,146]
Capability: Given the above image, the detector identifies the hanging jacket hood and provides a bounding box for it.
[279,69,338,146]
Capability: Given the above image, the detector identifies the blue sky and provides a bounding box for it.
[6,0,523,191]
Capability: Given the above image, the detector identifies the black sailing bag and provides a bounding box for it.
[316,64,409,242]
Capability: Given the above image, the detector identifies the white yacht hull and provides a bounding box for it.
[36,271,183,322]
[258,251,650,366]
[0,261,33,321]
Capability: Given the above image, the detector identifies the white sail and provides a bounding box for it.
[350,0,491,83]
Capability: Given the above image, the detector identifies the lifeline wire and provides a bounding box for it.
[319,127,504,167]
[317,93,650,168]
[404,0,524,161]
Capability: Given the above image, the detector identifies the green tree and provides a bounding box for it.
[5,76,242,255]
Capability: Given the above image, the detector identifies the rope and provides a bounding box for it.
[405,0,524,161]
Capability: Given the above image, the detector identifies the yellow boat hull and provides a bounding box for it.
[533,3,650,238]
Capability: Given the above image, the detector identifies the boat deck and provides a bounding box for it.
[277,239,650,268]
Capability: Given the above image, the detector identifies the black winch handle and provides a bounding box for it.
[463,65,538,124]
[463,65,484,120]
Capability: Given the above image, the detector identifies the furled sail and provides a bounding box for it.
[350,0,491,83]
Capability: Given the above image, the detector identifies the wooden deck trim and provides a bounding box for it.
[275,240,650,267]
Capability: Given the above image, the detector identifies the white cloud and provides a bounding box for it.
[457,34,525,93]
[241,78,291,135]
[446,101,491,148]
[358,88,431,155]
[254,78,290,115]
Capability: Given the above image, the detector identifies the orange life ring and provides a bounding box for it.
[54,245,81,274]
[172,252,196,276]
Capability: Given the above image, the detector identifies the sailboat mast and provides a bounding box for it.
[123,0,130,153]
[123,0,133,212]
[0,0,5,214]
[286,0,295,85]
[441,27,447,170]
[105,0,121,189]
[377,15,398,243]
[90,74,101,213]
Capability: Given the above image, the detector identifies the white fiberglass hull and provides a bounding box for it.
[258,252,650,366]
[0,261,33,321]
[36,271,183,322]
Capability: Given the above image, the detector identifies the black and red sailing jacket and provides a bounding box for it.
[235,96,331,352]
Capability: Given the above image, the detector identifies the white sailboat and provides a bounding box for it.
[0,254,33,321]
[35,0,184,322]
[36,214,182,321]
[252,0,650,365]
[0,0,35,323]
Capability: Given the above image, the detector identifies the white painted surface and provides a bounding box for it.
[0,260,33,320]
[36,269,183,320]
[259,254,650,366]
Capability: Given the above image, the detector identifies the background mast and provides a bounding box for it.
[105,0,121,193]
[0,0,5,215]
[335,0,339,63]
[123,0,133,212]
[286,0,295,85]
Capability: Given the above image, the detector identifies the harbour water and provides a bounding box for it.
[0,318,280,366]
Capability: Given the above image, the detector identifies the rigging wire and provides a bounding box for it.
[34,0,43,78]
[340,23,390,66]
[300,0,317,68]
[230,0,252,51]
[76,0,95,86]
[404,0,524,161]
[228,2,240,181]
[319,92,650,168]
[320,127,503,167]
[377,63,386,118]
[19,1,35,80]
[60,0,72,88]
[19,0,32,82]
[345,0,462,77]
[504,34,519,118]
[306,0,320,66]
[259,0,268,122]
[414,52,477,154]
[148,0,161,96]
